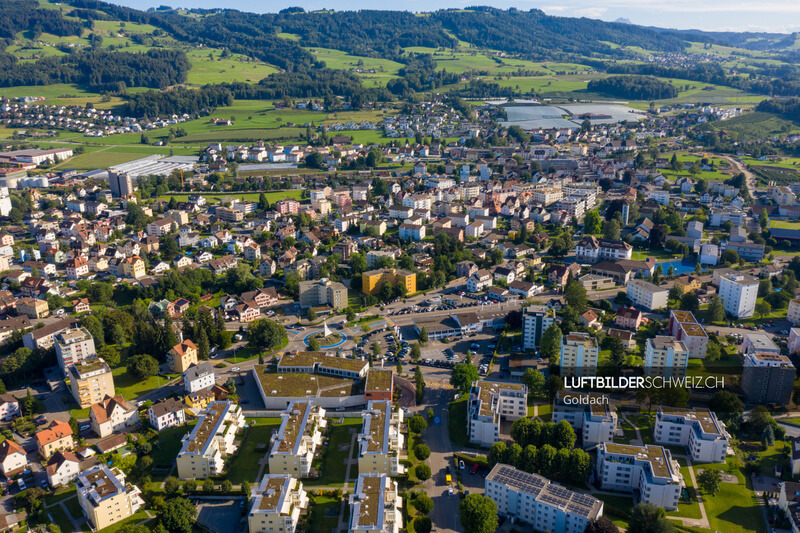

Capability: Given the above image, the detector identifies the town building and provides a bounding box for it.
[0,439,26,476]
[742,333,781,355]
[76,464,144,530]
[789,298,800,325]
[168,340,199,374]
[597,443,683,511]
[55,327,96,375]
[560,332,599,378]
[148,398,186,431]
[718,272,758,318]
[89,395,139,438]
[626,279,668,311]
[298,278,348,310]
[467,380,527,447]
[485,464,603,533]
[668,311,708,358]
[644,336,688,379]
[361,268,416,296]
[176,401,244,479]
[552,391,617,447]
[348,474,402,533]
[46,450,80,488]
[0,393,20,422]
[364,369,394,402]
[268,402,327,478]
[614,307,643,330]
[654,407,728,463]
[522,305,555,350]
[184,362,216,393]
[68,358,115,409]
[35,420,74,459]
[741,353,795,405]
[574,237,633,264]
[248,475,309,533]
[357,400,404,476]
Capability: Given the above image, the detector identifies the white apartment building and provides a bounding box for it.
[357,401,405,476]
[467,380,527,446]
[76,465,144,530]
[644,336,688,379]
[55,327,96,375]
[552,391,617,447]
[654,407,729,463]
[522,305,555,350]
[148,398,186,431]
[467,269,493,293]
[575,237,633,264]
[742,333,781,355]
[597,443,683,511]
[248,475,309,533]
[627,279,668,311]
[533,187,564,206]
[668,311,708,358]
[485,464,603,533]
[348,474,402,533]
[718,272,758,318]
[184,362,216,393]
[559,332,599,378]
[788,299,800,325]
[268,402,327,478]
[176,401,244,479]
[89,395,139,439]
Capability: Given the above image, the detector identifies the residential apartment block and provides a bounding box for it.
[741,352,795,405]
[522,305,555,350]
[575,237,632,264]
[176,401,245,479]
[627,279,668,311]
[668,311,708,358]
[168,340,199,374]
[559,332,599,378]
[76,465,144,530]
[55,327,96,374]
[644,337,688,379]
[485,464,603,533]
[89,395,139,438]
[298,278,348,310]
[248,475,309,533]
[597,443,683,511]
[718,272,758,318]
[348,474,402,533]
[68,358,115,409]
[268,402,327,478]
[552,391,617,447]
[361,268,416,296]
[467,380,527,446]
[654,407,729,463]
[35,420,74,459]
[789,298,800,325]
[357,400,404,476]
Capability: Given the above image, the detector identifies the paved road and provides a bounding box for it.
[422,382,461,533]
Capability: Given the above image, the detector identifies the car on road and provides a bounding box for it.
[231,367,240,372]
[34,415,47,425]
[470,463,479,475]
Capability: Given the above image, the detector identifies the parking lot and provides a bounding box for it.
[414,333,499,375]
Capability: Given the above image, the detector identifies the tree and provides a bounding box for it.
[164,477,180,495]
[203,479,214,492]
[554,420,577,449]
[415,463,431,480]
[248,319,286,351]
[346,308,357,322]
[408,414,428,434]
[414,493,434,514]
[306,307,317,321]
[128,354,159,380]
[628,503,674,533]
[158,497,197,533]
[308,336,321,351]
[419,327,428,344]
[759,209,769,230]
[668,285,683,302]
[586,517,620,533]
[564,279,587,313]
[450,363,479,393]
[540,323,562,360]
[708,295,725,323]
[545,375,564,402]
[221,480,232,494]
[756,299,771,319]
[709,390,744,427]
[584,211,601,234]
[720,249,739,266]
[697,468,722,496]
[414,516,432,533]
[459,494,499,533]
[679,292,699,314]
[98,345,120,367]
[602,219,621,240]
[749,406,774,435]
[522,368,545,397]
[488,441,507,468]
[411,342,421,360]
[414,444,431,460]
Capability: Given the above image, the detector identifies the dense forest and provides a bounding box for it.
[587,75,679,100]
[756,97,800,121]
[0,49,189,92]
[120,85,234,117]
[0,0,83,39]
[387,55,460,96]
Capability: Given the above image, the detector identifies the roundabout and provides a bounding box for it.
[302,321,348,349]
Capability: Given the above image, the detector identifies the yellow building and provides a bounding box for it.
[185,389,215,411]
[121,256,146,279]
[76,465,144,530]
[674,275,702,294]
[361,268,416,296]
[68,358,115,409]
[168,340,199,374]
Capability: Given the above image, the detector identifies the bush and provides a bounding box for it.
[415,463,432,480]
[414,516,433,533]
[414,444,431,461]
[414,493,434,514]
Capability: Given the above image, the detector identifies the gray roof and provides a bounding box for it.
[184,361,215,382]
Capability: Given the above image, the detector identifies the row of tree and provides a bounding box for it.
[487,440,593,486]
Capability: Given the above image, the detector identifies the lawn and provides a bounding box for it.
[448,394,469,447]
[770,220,800,230]
[313,418,362,486]
[307,495,341,533]
[616,419,639,444]
[666,458,703,520]
[156,190,303,204]
[700,461,765,533]
[96,511,153,533]
[113,366,169,401]
[628,414,655,444]
[152,421,198,469]
[593,493,633,530]
[227,417,281,484]
[48,504,76,533]
[63,495,83,519]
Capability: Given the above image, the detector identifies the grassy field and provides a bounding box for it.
[307,495,340,533]
[184,48,277,85]
[666,458,703,520]
[770,220,800,230]
[701,461,765,533]
[227,417,281,484]
[152,421,198,469]
[711,111,800,141]
[113,366,169,401]
[313,417,362,486]
[48,504,76,533]
[448,394,469,447]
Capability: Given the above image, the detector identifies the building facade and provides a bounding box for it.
[560,333,599,378]
[718,272,759,318]
[357,400,404,476]
[644,336,689,379]
[268,402,327,478]
[68,358,115,409]
[522,305,555,350]
[176,401,244,479]
[741,353,795,405]
[597,443,683,511]
[654,407,728,463]
[552,391,617,447]
[76,465,144,530]
[468,380,527,447]
[248,475,309,533]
